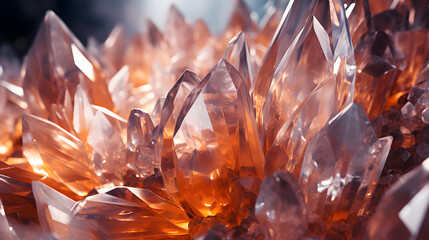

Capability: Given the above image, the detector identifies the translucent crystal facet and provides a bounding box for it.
[22,11,113,118]
[87,110,127,182]
[22,114,100,196]
[255,0,356,154]
[367,159,429,240]
[255,170,308,240]
[158,70,200,197]
[223,32,256,94]
[354,54,396,119]
[299,103,392,223]
[170,59,264,217]
[33,182,190,239]
[265,76,339,178]
[1,1,428,238]
[127,108,156,177]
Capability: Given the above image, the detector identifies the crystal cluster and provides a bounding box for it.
[0,0,428,239]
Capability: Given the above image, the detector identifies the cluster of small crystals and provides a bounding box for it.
[0,0,428,239]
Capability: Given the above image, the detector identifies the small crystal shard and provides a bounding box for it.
[255,170,308,240]
[127,109,154,153]
[126,108,157,177]
[87,110,127,182]
[108,66,133,118]
[73,84,95,141]
[150,97,165,127]
[223,32,256,94]
[354,54,396,119]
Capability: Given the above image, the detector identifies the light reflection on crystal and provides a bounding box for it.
[299,103,392,223]
[0,1,428,238]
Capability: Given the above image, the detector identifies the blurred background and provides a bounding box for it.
[0,0,271,57]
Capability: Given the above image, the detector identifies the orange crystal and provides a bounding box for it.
[168,59,264,217]
[0,0,428,239]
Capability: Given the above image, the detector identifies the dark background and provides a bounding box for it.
[0,0,133,57]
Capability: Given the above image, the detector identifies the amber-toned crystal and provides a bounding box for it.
[189,216,227,239]
[33,182,190,239]
[22,11,113,118]
[354,54,396,119]
[265,76,338,178]
[223,32,256,94]
[391,30,429,94]
[159,70,200,198]
[230,176,261,224]
[255,0,355,153]
[0,174,40,239]
[0,161,80,200]
[1,0,429,238]
[22,114,100,196]
[0,97,23,160]
[168,59,264,217]
[0,45,23,160]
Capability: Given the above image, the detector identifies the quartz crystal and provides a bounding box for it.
[264,76,338,178]
[254,0,356,154]
[299,103,392,223]
[22,114,101,196]
[33,181,190,239]
[22,11,113,118]
[255,170,308,240]
[168,59,264,218]
[223,32,256,94]
[366,159,429,240]
[158,70,200,199]
[0,0,429,238]
[126,108,156,177]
